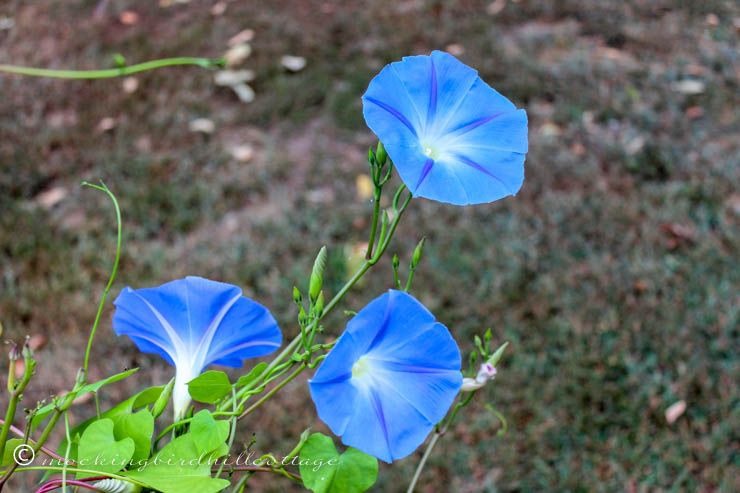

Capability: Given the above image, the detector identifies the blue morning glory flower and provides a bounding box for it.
[309,290,462,462]
[362,50,528,205]
[113,276,282,419]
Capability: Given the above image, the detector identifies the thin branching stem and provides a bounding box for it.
[0,57,223,79]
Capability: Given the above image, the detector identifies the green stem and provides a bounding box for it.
[0,57,223,79]
[62,411,71,492]
[407,392,476,493]
[0,353,35,481]
[223,184,411,417]
[365,187,382,259]
[238,364,306,420]
[216,388,239,478]
[406,433,440,493]
[0,419,72,463]
[81,182,122,377]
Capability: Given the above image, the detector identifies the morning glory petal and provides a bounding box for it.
[112,286,187,364]
[426,50,480,136]
[440,78,519,138]
[199,296,282,368]
[340,383,432,463]
[112,276,281,419]
[309,290,462,462]
[363,50,528,205]
[362,63,424,145]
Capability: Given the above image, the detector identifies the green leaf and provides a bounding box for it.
[54,386,165,462]
[187,371,231,404]
[113,409,154,462]
[190,410,230,457]
[299,433,377,493]
[31,369,142,432]
[78,368,139,395]
[235,362,267,388]
[1,439,23,468]
[76,418,135,479]
[125,433,229,493]
[331,447,378,493]
[300,433,338,493]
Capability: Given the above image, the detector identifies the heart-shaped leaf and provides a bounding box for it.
[190,409,230,457]
[77,418,135,479]
[113,408,154,462]
[125,432,229,493]
[187,371,232,404]
[299,433,377,493]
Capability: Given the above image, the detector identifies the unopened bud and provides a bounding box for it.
[314,291,324,317]
[375,142,387,166]
[293,286,302,305]
[475,362,497,384]
[309,246,327,304]
[152,377,175,419]
[486,342,509,367]
[9,343,20,361]
[22,336,33,360]
[411,237,426,268]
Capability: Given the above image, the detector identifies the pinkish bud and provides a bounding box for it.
[475,363,497,384]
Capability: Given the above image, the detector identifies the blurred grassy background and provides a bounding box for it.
[1,0,738,491]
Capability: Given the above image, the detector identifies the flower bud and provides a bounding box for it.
[314,291,325,317]
[475,362,497,384]
[152,377,175,420]
[486,341,509,367]
[8,342,20,361]
[293,286,302,305]
[375,142,387,166]
[309,246,327,304]
[298,306,308,327]
[411,237,426,268]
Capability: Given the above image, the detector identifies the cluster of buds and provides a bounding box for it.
[461,340,507,392]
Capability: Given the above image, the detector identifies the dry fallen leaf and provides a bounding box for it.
[229,29,255,46]
[122,77,139,94]
[487,0,507,16]
[96,117,117,133]
[445,44,465,56]
[214,70,255,86]
[665,400,686,424]
[189,118,216,134]
[231,83,255,103]
[660,222,696,241]
[230,144,254,162]
[224,43,252,67]
[281,55,306,72]
[35,186,68,209]
[211,1,227,15]
[119,11,139,25]
[671,80,705,95]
